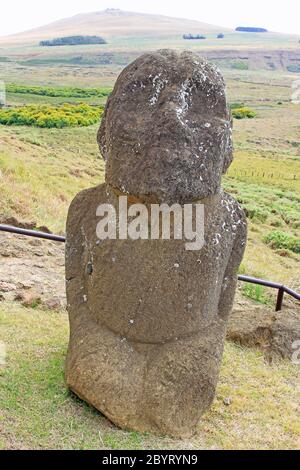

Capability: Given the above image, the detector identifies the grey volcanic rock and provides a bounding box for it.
[98,49,233,204]
[65,50,247,438]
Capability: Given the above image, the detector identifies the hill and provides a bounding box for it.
[0,9,230,44]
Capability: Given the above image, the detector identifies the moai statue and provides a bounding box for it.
[65,50,247,438]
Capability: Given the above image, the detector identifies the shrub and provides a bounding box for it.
[183,34,206,40]
[0,104,104,128]
[269,218,283,228]
[264,231,300,254]
[243,204,269,223]
[40,36,106,46]
[287,65,300,73]
[7,84,112,99]
[232,107,257,119]
[280,210,300,227]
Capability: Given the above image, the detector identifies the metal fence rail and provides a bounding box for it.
[1,223,300,312]
[238,275,300,311]
[0,224,66,243]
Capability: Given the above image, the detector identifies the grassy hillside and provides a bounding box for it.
[1,9,298,49]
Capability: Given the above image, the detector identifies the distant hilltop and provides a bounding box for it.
[0,9,230,44]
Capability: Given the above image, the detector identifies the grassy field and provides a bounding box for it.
[0,124,103,232]
[0,24,299,87]
[0,302,299,450]
[1,31,299,57]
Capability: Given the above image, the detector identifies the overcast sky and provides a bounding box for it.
[1,0,299,36]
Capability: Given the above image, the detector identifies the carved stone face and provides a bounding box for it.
[98,49,233,204]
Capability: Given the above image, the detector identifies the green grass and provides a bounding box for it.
[0,302,299,450]
[223,178,300,288]
[0,125,103,232]
[264,231,300,254]
[6,92,109,107]
[6,84,112,99]
[242,284,270,305]
[223,180,300,228]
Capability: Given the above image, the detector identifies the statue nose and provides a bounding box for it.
[158,88,185,109]
[155,94,188,126]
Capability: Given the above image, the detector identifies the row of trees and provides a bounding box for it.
[40,36,107,47]
[183,33,225,40]
[183,34,206,40]
[236,27,268,33]
[183,27,269,40]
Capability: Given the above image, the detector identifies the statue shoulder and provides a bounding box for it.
[67,183,108,231]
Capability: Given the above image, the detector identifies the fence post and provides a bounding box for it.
[276,287,284,312]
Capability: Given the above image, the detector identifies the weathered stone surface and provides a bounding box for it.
[98,49,233,204]
[65,50,247,437]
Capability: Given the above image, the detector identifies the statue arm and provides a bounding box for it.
[218,212,247,320]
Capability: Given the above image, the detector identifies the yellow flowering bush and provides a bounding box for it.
[0,104,104,128]
[232,107,257,119]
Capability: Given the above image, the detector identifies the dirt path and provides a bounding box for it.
[0,233,65,309]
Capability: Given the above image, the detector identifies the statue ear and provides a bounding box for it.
[97,94,113,161]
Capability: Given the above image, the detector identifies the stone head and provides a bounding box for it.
[98,49,233,203]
